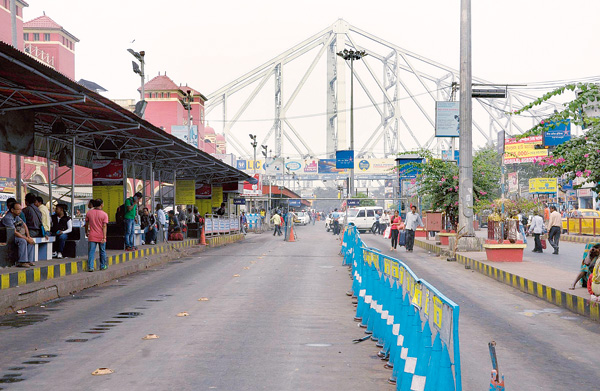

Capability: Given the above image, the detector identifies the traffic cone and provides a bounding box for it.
[200,226,207,246]
[288,225,296,242]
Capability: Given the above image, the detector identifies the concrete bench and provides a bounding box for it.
[0,227,16,267]
[62,226,88,258]
[32,236,56,261]
[106,223,145,249]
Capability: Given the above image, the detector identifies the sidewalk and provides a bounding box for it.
[0,233,244,291]
[415,233,600,322]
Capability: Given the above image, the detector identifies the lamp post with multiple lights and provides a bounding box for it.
[128,48,146,118]
[336,49,367,199]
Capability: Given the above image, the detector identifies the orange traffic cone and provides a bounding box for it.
[200,226,207,246]
[288,225,296,242]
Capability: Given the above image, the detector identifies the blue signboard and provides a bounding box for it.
[233,198,246,205]
[336,150,355,169]
[236,160,247,170]
[288,199,301,207]
[347,199,360,207]
[543,120,571,147]
[559,178,573,190]
[395,158,424,179]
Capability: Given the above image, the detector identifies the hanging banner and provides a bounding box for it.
[211,186,223,208]
[195,183,212,199]
[175,180,195,205]
[195,198,212,216]
[507,172,519,194]
[435,101,460,137]
[92,160,124,186]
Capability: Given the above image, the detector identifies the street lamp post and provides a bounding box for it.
[182,90,193,146]
[128,48,146,118]
[337,49,367,199]
[249,134,258,212]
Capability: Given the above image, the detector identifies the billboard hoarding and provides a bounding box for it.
[241,174,262,196]
[543,120,571,147]
[503,136,547,164]
[336,150,355,169]
[171,125,198,147]
[318,159,348,174]
[435,101,460,137]
[396,158,423,179]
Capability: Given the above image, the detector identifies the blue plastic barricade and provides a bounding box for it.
[343,225,462,391]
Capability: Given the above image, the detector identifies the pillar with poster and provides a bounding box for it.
[92,160,124,222]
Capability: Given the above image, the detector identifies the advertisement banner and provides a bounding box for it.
[195,183,212,199]
[171,125,198,147]
[396,158,424,179]
[241,174,262,196]
[175,180,196,205]
[336,150,355,169]
[92,185,123,223]
[318,159,348,174]
[503,136,547,164]
[211,186,223,208]
[92,160,123,187]
[435,101,460,137]
[0,177,16,194]
[543,120,571,147]
[507,172,518,193]
[355,159,396,174]
[529,178,557,194]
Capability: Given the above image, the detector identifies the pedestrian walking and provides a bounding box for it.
[271,211,283,236]
[240,211,248,234]
[546,205,561,255]
[85,198,108,272]
[124,192,142,251]
[405,205,424,252]
[379,211,390,235]
[0,202,35,267]
[528,210,544,253]
[390,210,403,251]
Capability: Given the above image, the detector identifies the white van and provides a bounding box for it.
[345,206,383,232]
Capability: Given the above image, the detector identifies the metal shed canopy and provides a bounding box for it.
[0,41,249,184]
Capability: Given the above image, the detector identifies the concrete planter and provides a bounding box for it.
[416,228,427,238]
[483,240,526,262]
[438,231,456,246]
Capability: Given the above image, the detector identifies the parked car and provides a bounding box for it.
[344,206,383,233]
[562,209,600,234]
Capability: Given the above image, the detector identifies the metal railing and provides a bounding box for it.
[563,217,600,236]
[24,43,55,68]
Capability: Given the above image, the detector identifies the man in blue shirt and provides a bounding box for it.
[0,203,35,267]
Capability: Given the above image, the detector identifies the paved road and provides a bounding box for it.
[0,224,598,391]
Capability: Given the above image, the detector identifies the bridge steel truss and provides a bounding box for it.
[206,19,561,159]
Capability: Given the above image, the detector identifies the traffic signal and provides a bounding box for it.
[261,145,268,158]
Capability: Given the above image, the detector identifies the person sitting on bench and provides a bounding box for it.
[0,202,35,267]
[50,204,72,259]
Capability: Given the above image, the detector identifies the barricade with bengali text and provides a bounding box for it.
[342,225,462,391]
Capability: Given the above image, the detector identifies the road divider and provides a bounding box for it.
[342,225,462,391]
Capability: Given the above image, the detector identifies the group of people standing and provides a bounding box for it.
[527,204,561,255]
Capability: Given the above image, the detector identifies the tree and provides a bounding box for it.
[355,192,376,207]
[513,83,600,193]
[399,147,501,229]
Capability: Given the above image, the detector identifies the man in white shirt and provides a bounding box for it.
[528,211,545,253]
[546,206,562,255]
[156,204,167,243]
[404,205,424,252]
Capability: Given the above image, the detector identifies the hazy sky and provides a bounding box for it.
[23,0,600,157]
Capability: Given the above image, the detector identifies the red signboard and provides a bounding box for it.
[195,183,212,198]
[92,159,124,186]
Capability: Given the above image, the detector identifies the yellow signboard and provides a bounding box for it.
[433,296,443,329]
[391,262,399,279]
[503,136,547,164]
[412,283,422,308]
[211,186,223,208]
[384,258,391,276]
[424,290,430,316]
[92,185,123,223]
[175,180,195,205]
[529,178,557,194]
[195,198,212,216]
